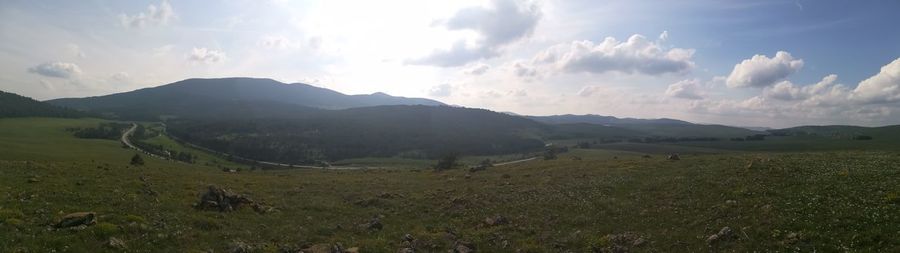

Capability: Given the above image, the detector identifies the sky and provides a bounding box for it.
[2,0,900,128]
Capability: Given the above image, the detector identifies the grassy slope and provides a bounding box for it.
[1,118,899,252]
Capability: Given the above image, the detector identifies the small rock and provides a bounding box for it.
[345,246,360,253]
[667,153,681,160]
[361,217,382,231]
[632,237,646,246]
[228,241,253,253]
[27,177,40,183]
[725,200,737,205]
[706,226,734,245]
[107,237,127,249]
[55,212,97,228]
[453,240,475,253]
[300,243,332,253]
[484,215,509,226]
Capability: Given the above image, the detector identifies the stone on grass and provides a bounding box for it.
[55,212,97,228]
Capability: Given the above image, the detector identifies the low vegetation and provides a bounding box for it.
[1,117,897,252]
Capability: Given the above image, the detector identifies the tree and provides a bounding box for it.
[130,153,145,166]
[543,148,557,160]
[433,153,459,171]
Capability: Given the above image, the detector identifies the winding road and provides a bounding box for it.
[120,123,167,160]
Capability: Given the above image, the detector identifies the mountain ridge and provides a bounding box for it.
[46,77,445,118]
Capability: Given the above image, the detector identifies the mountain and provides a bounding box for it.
[769,125,900,139]
[527,114,692,125]
[526,114,761,138]
[0,90,87,118]
[47,77,444,120]
[167,105,548,163]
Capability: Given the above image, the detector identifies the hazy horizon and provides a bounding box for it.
[3,0,900,128]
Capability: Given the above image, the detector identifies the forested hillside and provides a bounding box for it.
[0,90,87,118]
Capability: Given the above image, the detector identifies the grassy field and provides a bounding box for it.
[137,122,246,169]
[1,118,899,252]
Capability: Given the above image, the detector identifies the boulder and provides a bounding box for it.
[667,153,681,160]
[195,185,269,213]
[55,212,97,228]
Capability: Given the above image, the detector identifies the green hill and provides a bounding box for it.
[0,90,87,118]
[167,105,549,163]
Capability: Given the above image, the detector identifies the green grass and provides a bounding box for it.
[137,122,245,168]
[1,118,899,252]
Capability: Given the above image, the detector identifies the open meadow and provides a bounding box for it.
[2,118,898,252]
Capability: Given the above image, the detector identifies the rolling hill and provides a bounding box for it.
[0,90,87,118]
[528,114,761,138]
[47,77,444,120]
[528,114,692,125]
[167,105,549,163]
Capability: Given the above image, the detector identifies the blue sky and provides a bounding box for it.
[2,0,899,127]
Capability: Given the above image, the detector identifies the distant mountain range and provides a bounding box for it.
[527,114,760,138]
[527,114,693,126]
[10,76,892,162]
[47,77,444,119]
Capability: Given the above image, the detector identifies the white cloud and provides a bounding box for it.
[187,48,226,64]
[763,74,838,101]
[851,57,900,104]
[665,79,704,100]
[577,85,608,97]
[463,63,490,75]
[508,89,527,97]
[258,35,298,50]
[27,62,82,79]
[409,0,541,67]
[111,72,131,82]
[65,44,86,58]
[428,83,453,97]
[153,45,175,56]
[512,61,537,77]
[534,34,695,75]
[726,51,804,88]
[119,0,176,28]
[659,30,669,41]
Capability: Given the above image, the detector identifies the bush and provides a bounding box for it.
[93,222,121,238]
[434,153,459,170]
[130,154,145,166]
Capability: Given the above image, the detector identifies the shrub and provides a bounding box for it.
[93,222,121,238]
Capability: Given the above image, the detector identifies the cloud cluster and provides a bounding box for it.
[428,83,453,97]
[763,74,839,101]
[463,63,490,75]
[726,51,803,88]
[851,58,900,104]
[27,62,82,79]
[187,48,226,64]
[534,35,695,75]
[688,57,900,126]
[410,0,540,67]
[665,79,704,100]
[119,0,175,28]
